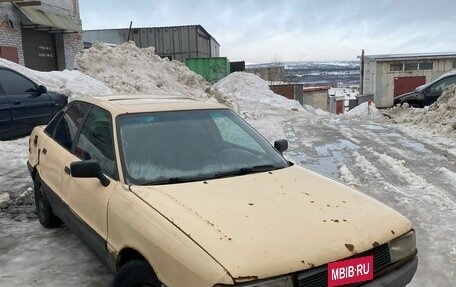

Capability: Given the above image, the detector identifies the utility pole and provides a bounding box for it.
[360,49,365,95]
[127,21,133,42]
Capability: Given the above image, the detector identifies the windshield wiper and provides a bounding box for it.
[214,164,278,179]
[137,177,181,186]
[137,175,212,186]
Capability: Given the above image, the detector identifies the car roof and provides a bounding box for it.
[76,95,229,115]
[416,69,456,91]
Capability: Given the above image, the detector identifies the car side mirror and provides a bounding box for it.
[70,160,110,187]
[38,85,47,94]
[274,139,288,154]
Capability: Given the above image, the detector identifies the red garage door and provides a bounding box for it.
[394,76,426,97]
[0,46,19,63]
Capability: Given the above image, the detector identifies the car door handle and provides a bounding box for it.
[12,101,21,105]
[42,148,47,155]
[64,166,71,175]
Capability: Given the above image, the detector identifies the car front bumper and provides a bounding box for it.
[363,255,418,287]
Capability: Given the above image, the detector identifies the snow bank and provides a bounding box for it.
[346,101,383,119]
[0,58,111,98]
[214,72,304,142]
[214,72,304,114]
[74,42,225,103]
[387,85,456,133]
[303,104,330,116]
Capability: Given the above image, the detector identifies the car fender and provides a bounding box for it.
[395,92,424,105]
[107,187,234,287]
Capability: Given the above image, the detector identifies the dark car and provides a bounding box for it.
[394,71,456,108]
[0,66,67,140]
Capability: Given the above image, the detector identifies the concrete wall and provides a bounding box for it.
[303,89,329,111]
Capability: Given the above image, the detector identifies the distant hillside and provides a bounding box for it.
[247,61,360,87]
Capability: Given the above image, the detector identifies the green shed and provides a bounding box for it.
[186,57,230,84]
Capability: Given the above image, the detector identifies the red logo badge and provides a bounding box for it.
[328,255,373,286]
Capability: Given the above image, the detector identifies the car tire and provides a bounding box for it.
[407,102,423,108]
[113,260,161,287]
[34,179,61,228]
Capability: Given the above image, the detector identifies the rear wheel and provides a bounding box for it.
[113,260,161,287]
[34,179,61,228]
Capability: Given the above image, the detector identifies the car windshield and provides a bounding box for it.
[117,109,289,185]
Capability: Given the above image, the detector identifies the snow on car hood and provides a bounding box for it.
[130,165,412,281]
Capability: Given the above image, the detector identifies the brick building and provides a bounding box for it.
[0,0,82,71]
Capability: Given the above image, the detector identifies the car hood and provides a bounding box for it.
[130,165,412,282]
[394,91,421,102]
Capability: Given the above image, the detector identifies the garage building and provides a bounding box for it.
[83,25,220,63]
[0,0,82,71]
[361,52,456,108]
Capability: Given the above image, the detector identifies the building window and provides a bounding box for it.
[452,59,456,69]
[418,62,433,70]
[404,62,418,70]
[390,63,403,71]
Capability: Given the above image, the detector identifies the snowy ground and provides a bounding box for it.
[0,44,455,285]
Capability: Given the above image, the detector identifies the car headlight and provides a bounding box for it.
[214,276,293,287]
[389,230,416,263]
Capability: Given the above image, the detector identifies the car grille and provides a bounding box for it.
[296,243,391,287]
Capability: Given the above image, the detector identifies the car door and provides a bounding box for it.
[426,75,456,105]
[0,91,12,140]
[38,101,90,206]
[0,68,53,137]
[63,105,118,258]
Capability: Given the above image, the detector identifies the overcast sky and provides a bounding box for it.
[79,0,456,63]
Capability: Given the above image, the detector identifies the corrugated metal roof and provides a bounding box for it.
[16,5,81,32]
[84,25,219,46]
[362,52,456,62]
[85,24,200,32]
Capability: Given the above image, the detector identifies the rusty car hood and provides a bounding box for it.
[131,165,412,282]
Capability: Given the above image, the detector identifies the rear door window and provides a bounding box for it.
[46,101,89,150]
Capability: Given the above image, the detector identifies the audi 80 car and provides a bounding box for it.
[27,95,417,287]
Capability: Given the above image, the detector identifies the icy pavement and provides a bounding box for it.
[0,113,455,286]
[282,114,456,286]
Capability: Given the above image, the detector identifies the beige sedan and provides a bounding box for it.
[27,95,417,287]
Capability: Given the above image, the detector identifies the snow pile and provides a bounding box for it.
[303,104,330,116]
[346,101,383,119]
[74,42,225,103]
[214,72,304,114]
[215,72,304,142]
[387,85,456,133]
[0,58,111,98]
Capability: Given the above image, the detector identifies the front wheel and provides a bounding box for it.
[113,260,161,287]
[34,180,61,228]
